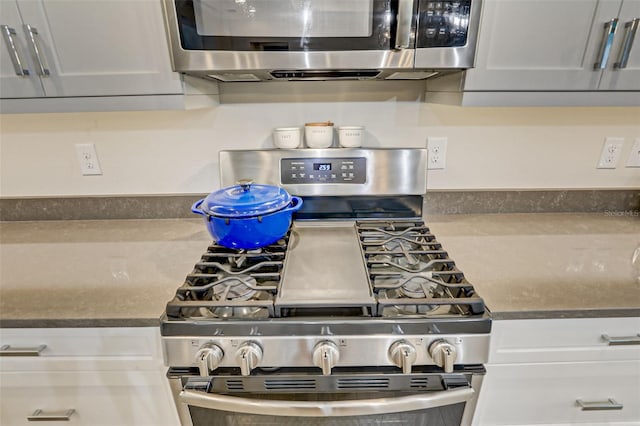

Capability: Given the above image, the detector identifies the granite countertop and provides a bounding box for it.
[0,213,638,327]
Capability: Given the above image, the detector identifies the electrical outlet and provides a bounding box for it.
[626,138,640,168]
[597,137,624,169]
[427,137,447,170]
[75,143,102,175]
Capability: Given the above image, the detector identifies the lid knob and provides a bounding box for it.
[236,179,254,192]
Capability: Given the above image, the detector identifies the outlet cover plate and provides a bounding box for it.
[427,137,447,170]
[597,137,624,169]
[75,143,102,175]
[626,138,640,168]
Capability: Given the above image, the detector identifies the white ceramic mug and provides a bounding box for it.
[272,127,302,149]
[305,122,334,148]
[338,126,365,148]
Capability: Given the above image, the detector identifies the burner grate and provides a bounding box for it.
[165,234,289,319]
[356,221,485,317]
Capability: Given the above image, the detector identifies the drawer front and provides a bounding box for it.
[490,318,640,363]
[0,327,163,371]
[0,370,179,426]
[473,360,640,425]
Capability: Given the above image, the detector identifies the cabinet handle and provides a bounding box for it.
[27,409,75,422]
[594,18,618,70]
[614,18,639,69]
[602,333,640,345]
[576,398,623,411]
[1,25,29,76]
[23,24,50,76]
[0,344,47,356]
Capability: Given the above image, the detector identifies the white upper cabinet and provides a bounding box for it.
[0,0,45,98]
[0,0,182,101]
[463,0,640,95]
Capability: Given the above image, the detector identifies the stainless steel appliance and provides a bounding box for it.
[162,0,482,81]
[162,148,490,426]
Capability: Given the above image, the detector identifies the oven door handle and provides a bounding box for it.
[179,387,474,417]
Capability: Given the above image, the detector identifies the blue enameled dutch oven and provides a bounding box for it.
[191,179,303,249]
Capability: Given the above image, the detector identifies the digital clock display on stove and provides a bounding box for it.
[313,163,331,171]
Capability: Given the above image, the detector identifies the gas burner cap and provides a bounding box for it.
[399,276,439,298]
[383,239,417,251]
[212,275,258,301]
[389,304,438,316]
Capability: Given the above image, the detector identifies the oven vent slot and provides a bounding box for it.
[264,379,317,390]
[336,378,390,390]
[225,379,245,391]
[410,377,431,389]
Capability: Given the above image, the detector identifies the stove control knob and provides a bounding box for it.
[388,340,417,374]
[195,343,224,377]
[313,341,340,376]
[236,342,263,376]
[429,339,457,373]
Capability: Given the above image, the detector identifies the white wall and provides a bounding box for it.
[1,100,639,197]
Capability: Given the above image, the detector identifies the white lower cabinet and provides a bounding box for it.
[0,370,176,426]
[0,327,179,426]
[475,361,640,425]
[473,317,640,426]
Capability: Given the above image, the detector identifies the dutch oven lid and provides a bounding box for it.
[202,179,292,218]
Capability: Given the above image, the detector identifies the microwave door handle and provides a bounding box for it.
[180,387,474,417]
[395,0,414,49]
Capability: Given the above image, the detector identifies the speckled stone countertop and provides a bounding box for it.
[0,219,211,327]
[0,213,638,327]
[425,213,640,319]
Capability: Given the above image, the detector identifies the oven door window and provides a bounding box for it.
[175,0,416,51]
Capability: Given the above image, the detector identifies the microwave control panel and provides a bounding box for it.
[418,0,472,47]
[281,157,366,184]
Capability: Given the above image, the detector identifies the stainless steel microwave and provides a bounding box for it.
[162,0,482,81]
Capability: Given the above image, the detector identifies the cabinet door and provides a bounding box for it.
[0,0,44,98]
[0,370,179,426]
[15,0,182,97]
[465,0,621,91]
[600,0,640,89]
[473,361,640,425]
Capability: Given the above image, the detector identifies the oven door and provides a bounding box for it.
[163,0,417,74]
[168,367,484,426]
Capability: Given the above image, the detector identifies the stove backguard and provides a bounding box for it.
[219,148,428,199]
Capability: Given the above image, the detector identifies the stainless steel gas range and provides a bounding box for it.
[162,148,490,426]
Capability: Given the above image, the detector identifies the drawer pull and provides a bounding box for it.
[601,333,640,345]
[0,344,47,356]
[27,409,75,421]
[576,398,623,411]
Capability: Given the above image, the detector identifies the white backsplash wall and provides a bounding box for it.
[1,102,639,197]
